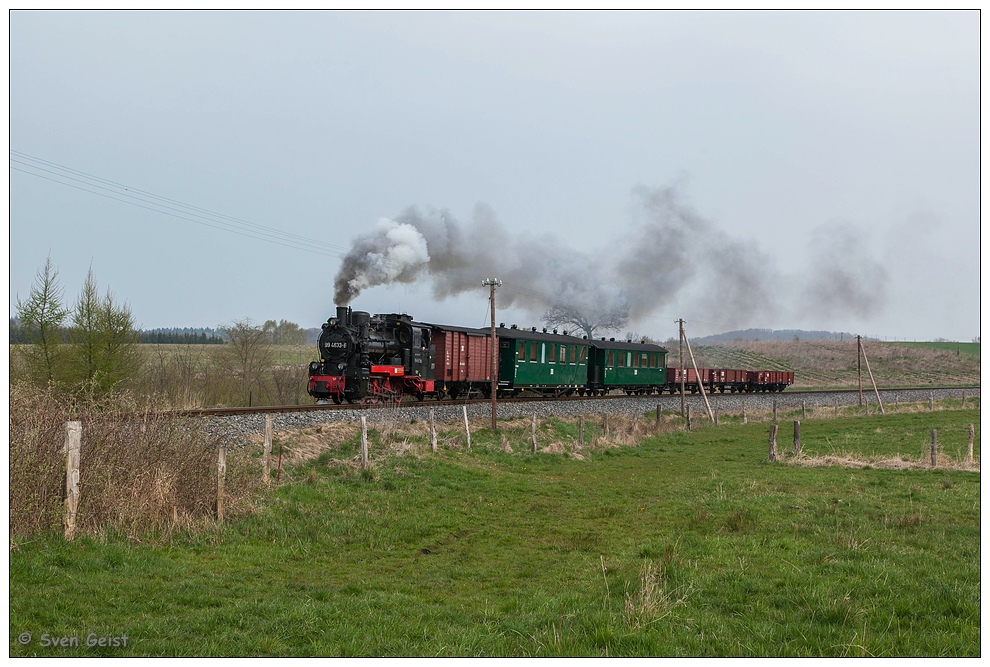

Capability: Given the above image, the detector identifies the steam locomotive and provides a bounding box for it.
[308,306,793,404]
[308,307,435,404]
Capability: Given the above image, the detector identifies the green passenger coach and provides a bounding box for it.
[496,326,589,397]
[584,338,668,396]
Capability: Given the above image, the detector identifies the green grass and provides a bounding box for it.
[9,408,980,656]
[896,341,981,357]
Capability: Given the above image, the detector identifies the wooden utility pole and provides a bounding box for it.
[857,335,863,407]
[859,339,885,414]
[681,324,715,423]
[678,319,685,417]
[483,278,501,430]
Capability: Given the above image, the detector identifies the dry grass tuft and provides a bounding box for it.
[786,452,979,472]
[624,560,691,629]
[252,422,359,465]
[9,382,260,537]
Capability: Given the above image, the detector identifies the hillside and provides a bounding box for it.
[691,328,856,344]
[686,339,980,389]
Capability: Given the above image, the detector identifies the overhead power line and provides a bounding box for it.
[11,150,681,331]
[10,150,351,259]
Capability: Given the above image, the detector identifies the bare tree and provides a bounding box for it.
[541,303,629,340]
[217,319,275,399]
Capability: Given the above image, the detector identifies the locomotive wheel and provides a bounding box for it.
[331,395,343,405]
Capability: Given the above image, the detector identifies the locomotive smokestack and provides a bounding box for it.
[336,306,350,324]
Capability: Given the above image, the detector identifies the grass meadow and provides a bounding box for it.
[8,399,980,657]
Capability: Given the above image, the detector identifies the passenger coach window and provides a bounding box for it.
[570,347,576,364]
[529,342,537,362]
[548,344,557,363]
[618,352,625,367]
[579,347,586,364]
[517,342,526,361]
[607,350,614,366]
[641,353,648,367]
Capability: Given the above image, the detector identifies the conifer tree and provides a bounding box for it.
[15,256,68,386]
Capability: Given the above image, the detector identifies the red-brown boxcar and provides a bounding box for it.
[430,324,493,399]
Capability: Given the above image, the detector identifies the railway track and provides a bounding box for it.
[174,386,981,418]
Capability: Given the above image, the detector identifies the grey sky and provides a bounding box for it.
[9,10,980,341]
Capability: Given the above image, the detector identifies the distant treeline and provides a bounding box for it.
[10,319,225,345]
[136,328,225,344]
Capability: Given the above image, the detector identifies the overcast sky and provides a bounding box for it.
[9,10,981,342]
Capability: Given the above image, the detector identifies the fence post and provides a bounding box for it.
[656,403,661,428]
[968,424,974,463]
[930,429,937,468]
[463,406,471,450]
[361,416,369,468]
[579,416,585,446]
[768,424,778,462]
[686,405,691,431]
[834,397,838,417]
[793,420,801,455]
[802,401,807,419]
[632,412,639,434]
[742,405,747,425]
[531,413,538,452]
[961,391,965,408]
[263,414,273,486]
[430,408,437,453]
[930,392,934,412]
[217,444,227,523]
[772,400,777,422]
[603,413,610,438]
[714,403,719,426]
[63,421,82,540]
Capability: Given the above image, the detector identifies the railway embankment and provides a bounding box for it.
[207,387,979,446]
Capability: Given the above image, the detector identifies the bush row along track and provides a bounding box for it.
[194,387,980,448]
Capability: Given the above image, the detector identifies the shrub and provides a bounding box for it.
[9,382,260,537]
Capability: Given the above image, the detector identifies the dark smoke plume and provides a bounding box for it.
[332,184,888,335]
[617,185,779,328]
[334,203,627,336]
[799,222,889,319]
